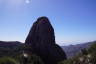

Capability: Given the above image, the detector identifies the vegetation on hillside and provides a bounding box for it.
[0,43,44,64]
[58,41,96,64]
[0,41,96,64]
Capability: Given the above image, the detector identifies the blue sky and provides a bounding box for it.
[0,0,96,45]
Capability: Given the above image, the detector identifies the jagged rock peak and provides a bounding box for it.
[25,16,55,46]
[25,16,67,64]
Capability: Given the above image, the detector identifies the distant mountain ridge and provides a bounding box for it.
[0,41,22,47]
[61,41,96,58]
[0,41,23,57]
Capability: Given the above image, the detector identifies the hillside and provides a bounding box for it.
[0,41,22,47]
[0,41,23,57]
[61,41,96,58]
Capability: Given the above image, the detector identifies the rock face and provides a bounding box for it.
[25,17,67,64]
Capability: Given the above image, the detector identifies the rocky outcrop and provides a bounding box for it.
[25,17,67,64]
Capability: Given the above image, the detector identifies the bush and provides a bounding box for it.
[58,59,73,64]
[25,54,44,64]
[88,42,96,64]
[0,57,18,64]
[88,42,96,54]
[18,54,44,64]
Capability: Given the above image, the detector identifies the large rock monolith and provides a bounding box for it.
[25,17,67,64]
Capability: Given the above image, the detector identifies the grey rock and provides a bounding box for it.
[25,17,67,64]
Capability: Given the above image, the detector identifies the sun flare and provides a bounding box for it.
[25,0,30,4]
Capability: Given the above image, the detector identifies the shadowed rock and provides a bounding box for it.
[25,17,67,64]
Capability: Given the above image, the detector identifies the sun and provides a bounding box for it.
[25,0,30,4]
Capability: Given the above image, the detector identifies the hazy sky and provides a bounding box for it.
[0,0,96,45]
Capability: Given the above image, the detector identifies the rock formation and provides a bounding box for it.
[25,17,67,64]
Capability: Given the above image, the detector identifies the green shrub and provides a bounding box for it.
[88,42,96,54]
[26,54,44,64]
[58,59,73,64]
[17,54,44,64]
[0,57,18,64]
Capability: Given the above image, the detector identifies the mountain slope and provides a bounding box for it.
[0,41,23,57]
[61,41,96,58]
